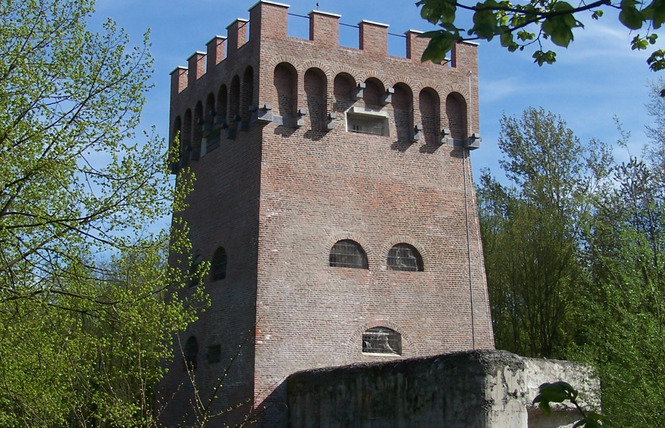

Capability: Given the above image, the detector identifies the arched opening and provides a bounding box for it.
[387,243,424,272]
[333,72,355,113]
[171,116,182,171]
[189,254,204,287]
[193,101,203,158]
[363,77,385,109]
[362,327,401,355]
[344,78,389,137]
[241,66,254,131]
[172,116,182,151]
[217,84,228,128]
[304,67,327,131]
[211,247,227,281]
[446,92,468,142]
[182,109,192,164]
[205,92,220,152]
[184,336,199,371]
[329,240,368,269]
[274,62,297,121]
[205,93,216,121]
[229,75,240,134]
[419,88,440,145]
[393,83,414,142]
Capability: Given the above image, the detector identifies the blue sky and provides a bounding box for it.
[93,0,661,181]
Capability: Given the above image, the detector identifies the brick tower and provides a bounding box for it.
[159,1,494,425]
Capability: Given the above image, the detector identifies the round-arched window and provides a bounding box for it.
[387,243,423,272]
[329,240,368,269]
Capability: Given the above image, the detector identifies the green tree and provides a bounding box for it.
[478,107,594,357]
[0,231,203,426]
[0,0,203,425]
[576,85,665,426]
[0,0,162,295]
[416,0,665,76]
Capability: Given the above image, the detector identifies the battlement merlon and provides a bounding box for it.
[226,18,249,57]
[358,20,388,56]
[249,0,289,42]
[170,66,188,98]
[187,52,206,88]
[169,0,479,94]
[309,10,340,47]
[452,40,479,70]
[206,36,227,71]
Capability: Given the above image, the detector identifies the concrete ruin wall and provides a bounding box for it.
[286,350,600,428]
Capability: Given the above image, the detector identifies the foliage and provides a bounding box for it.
[478,107,593,358]
[533,382,608,427]
[575,91,665,426]
[479,87,665,425]
[416,0,665,78]
[0,0,203,425]
[0,0,163,292]
[0,230,203,426]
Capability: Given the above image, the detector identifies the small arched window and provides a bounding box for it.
[393,83,414,143]
[170,117,182,173]
[241,66,254,130]
[183,109,193,159]
[217,84,228,127]
[329,240,368,269]
[193,101,203,157]
[446,92,468,141]
[274,62,297,119]
[229,75,241,134]
[333,72,355,113]
[419,87,440,145]
[184,336,199,371]
[211,247,227,281]
[189,254,204,287]
[362,327,401,355]
[387,244,423,272]
[304,67,327,131]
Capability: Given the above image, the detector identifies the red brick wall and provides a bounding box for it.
[161,2,491,425]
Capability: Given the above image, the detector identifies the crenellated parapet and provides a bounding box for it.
[169,0,481,171]
[170,1,479,92]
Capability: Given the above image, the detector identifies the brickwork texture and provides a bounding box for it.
[158,1,494,426]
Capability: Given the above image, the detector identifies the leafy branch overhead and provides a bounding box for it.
[416,0,665,72]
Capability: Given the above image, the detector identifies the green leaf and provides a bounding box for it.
[532,50,557,65]
[536,398,552,416]
[421,31,457,63]
[517,29,535,42]
[632,35,649,50]
[619,0,645,29]
[419,0,458,25]
[533,382,577,405]
[541,3,581,48]
[647,48,665,71]
[642,0,665,28]
[550,23,575,47]
[472,4,500,40]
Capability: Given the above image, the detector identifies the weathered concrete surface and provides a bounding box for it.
[524,357,601,428]
[286,350,600,428]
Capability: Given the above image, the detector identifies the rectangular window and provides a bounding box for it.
[346,107,390,137]
[207,344,221,364]
[362,327,402,355]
